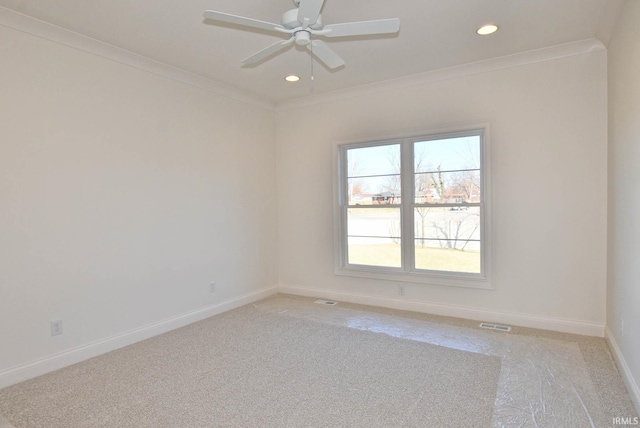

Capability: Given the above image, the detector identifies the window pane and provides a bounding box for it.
[414,136,480,173]
[348,176,400,205]
[414,240,481,273]
[414,207,481,273]
[347,208,401,267]
[348,144,400,178]
[348,208,401,238]
[348,238,401,268]
[414,170,480,204]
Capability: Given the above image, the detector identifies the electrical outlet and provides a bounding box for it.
[398,286,405,296]
[51,320,63,336]
[209,282,216,293]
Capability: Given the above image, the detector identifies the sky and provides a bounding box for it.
[348,135,480,178]
[347,135,481,196]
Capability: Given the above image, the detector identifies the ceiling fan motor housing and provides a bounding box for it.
[282,8,323,30]
[296,31,312,45]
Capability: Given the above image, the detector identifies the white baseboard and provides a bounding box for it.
[278,284,605,337]
[605,327,640,415]
[0,285,279,390]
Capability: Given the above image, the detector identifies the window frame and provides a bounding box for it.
[333,125,492,289]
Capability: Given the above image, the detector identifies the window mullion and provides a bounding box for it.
[400,140,414,273]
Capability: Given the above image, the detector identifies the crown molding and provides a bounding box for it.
[595,0,626,48]
[0,7,275,111]
[0,5,607,114]
[276,38,606,112]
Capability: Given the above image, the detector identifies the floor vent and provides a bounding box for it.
[314,299,337,306]
[479,322,512,332]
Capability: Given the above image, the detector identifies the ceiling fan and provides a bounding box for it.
[203,0,400,70]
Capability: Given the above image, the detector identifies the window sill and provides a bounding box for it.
[334,265,494,290]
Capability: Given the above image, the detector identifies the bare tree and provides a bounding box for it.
[432,210,479,250]
[383,145,480,251]
[426,165,480,251]
[430,165,446,201]
[452,139,481,203]
[413,153,437,247]
[383,146,401,197]
[414,166,432,248]
[447,170,479,203]
[347,151,362,203]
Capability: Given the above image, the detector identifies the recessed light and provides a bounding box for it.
[285,75,300,82]
[477,24,498,36]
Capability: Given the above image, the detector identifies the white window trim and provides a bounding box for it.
[333,124,493,290]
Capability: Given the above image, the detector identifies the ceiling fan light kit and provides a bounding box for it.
[203,0,400,70]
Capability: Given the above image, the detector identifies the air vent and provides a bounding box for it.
[479,322,511,332]
[314,299,337,306]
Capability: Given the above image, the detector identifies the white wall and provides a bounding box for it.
[607,0,640,411]
[0,8,615,390]
[276,50,608,333]
[0,24,278,377]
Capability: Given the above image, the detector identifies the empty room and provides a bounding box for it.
[1,0,639,426]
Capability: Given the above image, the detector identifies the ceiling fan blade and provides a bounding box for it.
[323,18,400,37]
[203,10,284,33]
[241,38,295,65]
[307,40,344,69]
[297,0,325,28]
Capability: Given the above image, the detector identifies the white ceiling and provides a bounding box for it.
[0,0,618,104]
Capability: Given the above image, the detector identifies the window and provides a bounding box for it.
[335,128,491,288]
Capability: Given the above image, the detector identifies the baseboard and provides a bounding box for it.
[278,284,605,337]
[0,285,279,390]
[605,327,640,415]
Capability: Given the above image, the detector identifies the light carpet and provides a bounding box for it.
[0,304,501,427]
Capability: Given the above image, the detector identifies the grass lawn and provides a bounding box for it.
[348,243,481,273]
